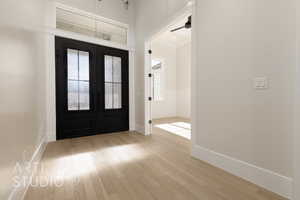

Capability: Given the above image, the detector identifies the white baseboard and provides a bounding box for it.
[8,137,47,200]
[47,132,56,142]
[191,145,293,199]
[135,124,145,135]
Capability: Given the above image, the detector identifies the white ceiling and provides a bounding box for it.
[152,17,191,47]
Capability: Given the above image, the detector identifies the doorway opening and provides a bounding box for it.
[144,7,194,140]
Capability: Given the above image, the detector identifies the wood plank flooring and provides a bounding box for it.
[24,119,286,200]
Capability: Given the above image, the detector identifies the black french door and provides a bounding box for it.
[55,37,129,140]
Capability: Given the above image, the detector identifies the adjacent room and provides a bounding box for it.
[150,16,192,140]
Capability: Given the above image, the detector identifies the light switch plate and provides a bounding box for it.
[253,77,268,89]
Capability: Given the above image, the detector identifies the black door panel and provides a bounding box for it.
[55,37,129,140]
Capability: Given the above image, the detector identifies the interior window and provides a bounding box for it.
[152,60,163,101]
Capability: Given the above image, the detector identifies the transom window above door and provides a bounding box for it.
[56,5,128,46]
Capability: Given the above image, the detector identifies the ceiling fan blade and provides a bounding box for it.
[170,26,185,32]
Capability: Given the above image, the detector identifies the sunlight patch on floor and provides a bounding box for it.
[48,144,148,182]
[53,152,96,181]
[98,143,147,164]
[171,122,191,129]
[155,122,191,139]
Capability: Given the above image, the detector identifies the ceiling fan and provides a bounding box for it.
[171,16,192,32]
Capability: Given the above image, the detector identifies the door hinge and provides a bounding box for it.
[149,120,152,124]
[148,49,152,54]
[148,97,152,101]
[148,73,152,77]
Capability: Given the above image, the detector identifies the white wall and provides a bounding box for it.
[151,40,177,119]
[293,68,300,198]
[293,0,300,198]
[191,1,296,197]
[0,0,48,199]
[176,43,191,118]
[194,0,295,178]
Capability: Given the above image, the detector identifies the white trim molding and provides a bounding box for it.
[49,28,130,51]
[8,138,47,200]
[192,145,293,199]
[293,2,300,197]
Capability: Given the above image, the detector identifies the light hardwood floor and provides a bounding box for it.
[25,118,286,200]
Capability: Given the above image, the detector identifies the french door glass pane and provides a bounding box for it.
[79,51,89,81]
[105,55,122,109]
[105,55,113,82]
[68,80,79,110]
[113,57,122,83]
[79,81,90,110]
[113,83,122,109]
[67,49,90,111]
[67,49,78,80]
[105,83,113,109]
